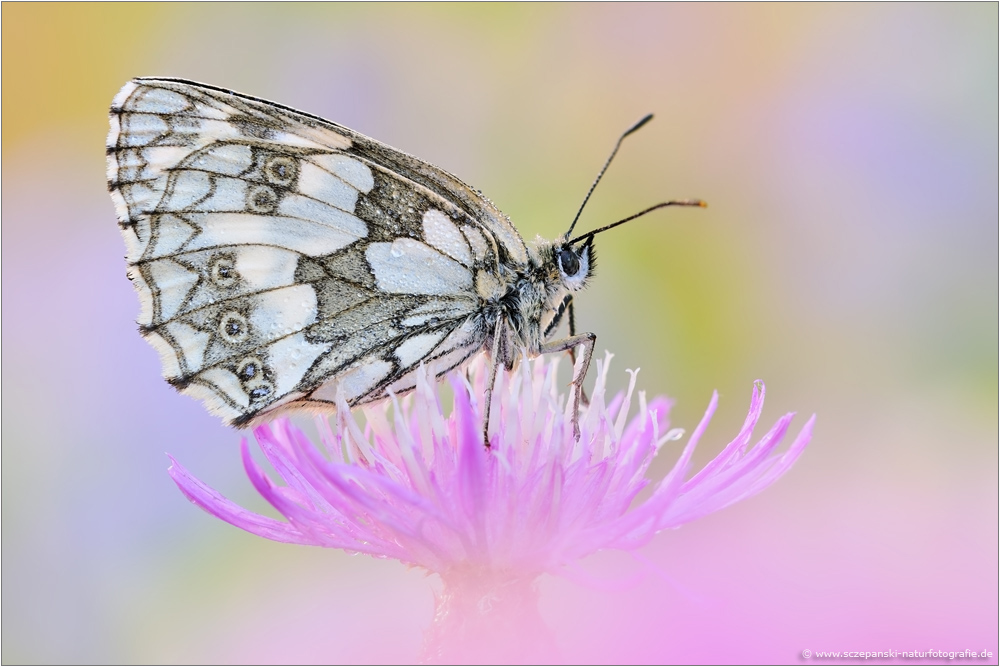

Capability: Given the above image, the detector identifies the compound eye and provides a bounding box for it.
[558,248,581,278]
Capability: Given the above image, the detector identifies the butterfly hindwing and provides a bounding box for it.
[108,78,522,425]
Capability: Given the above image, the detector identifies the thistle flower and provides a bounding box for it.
[169,354,813,661]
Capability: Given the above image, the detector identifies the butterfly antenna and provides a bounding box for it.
[564,113,655,238]
[567,199,706,246]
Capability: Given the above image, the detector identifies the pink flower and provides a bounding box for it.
[169,354,813,661]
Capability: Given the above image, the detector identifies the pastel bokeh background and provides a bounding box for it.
[2,4,996,663]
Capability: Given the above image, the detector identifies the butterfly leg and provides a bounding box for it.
[539,331,596,440]
[566,299,591,406]
[482,325,503,447]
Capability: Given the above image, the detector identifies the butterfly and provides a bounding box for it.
[107,78,703,443]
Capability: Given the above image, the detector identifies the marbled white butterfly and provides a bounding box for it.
[107,78,703,442]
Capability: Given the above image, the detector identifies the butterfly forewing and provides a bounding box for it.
[108,78,528,426]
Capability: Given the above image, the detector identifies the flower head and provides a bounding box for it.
[169,353,813,578]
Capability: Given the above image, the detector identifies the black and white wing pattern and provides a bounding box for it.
[107,78,528,426]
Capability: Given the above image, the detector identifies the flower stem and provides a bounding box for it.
[420,568,558,664]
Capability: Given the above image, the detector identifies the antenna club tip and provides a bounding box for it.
[668,199,707,208]
[625,114,655,136]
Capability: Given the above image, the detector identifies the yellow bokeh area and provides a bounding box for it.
[3,4,168,151]
[2,3,996,663]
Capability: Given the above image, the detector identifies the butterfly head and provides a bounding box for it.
[554,238,594,292]
[532,236,595,297]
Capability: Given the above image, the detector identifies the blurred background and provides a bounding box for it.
[2,3,996,663]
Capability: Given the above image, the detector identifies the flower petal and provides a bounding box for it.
[168,355,813,576]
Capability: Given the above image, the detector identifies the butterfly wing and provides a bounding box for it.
[107,78,525,426]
